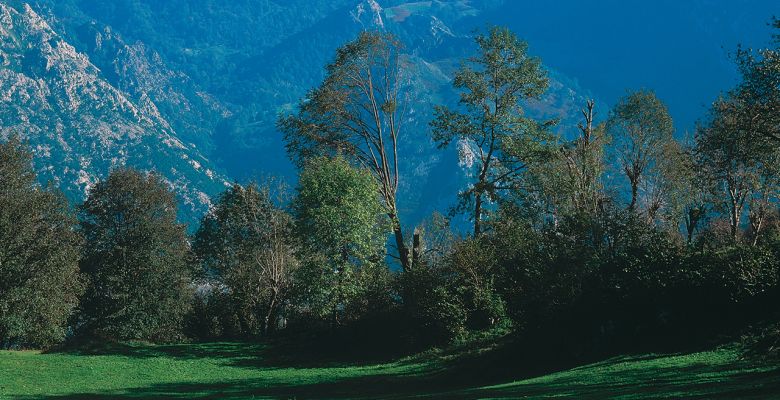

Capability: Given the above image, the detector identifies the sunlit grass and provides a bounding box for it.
[1,341,778,399]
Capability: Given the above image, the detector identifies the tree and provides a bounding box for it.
[194,182,298,336]
[79,168,192,341]
[279,32,415,271]
[0,136,83,348]
[680,142,710,244]
[695,94,779,242]
[692,20,780,244]
[530,100,607,229]
[292,156,388,325]
[431,26,552,236]
[606,90,675,212]
[560,100,607,216]
[416,212,458,269]
[640,138,690,226]
[731,18,780,145]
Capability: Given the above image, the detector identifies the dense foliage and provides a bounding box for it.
[192,183,298,338]
[78,169,193,342]
[0,137,83,349]
[291,156,391,327]
[2,23,779,359]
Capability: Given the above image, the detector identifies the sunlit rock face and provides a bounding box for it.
[0,3,227,223]
[3,0,770,225]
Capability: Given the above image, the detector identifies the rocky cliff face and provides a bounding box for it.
[0,0,601,225]
[0,3,227,223]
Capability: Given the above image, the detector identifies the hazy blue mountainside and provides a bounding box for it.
[0,0,776,225]
[0,3,227,223]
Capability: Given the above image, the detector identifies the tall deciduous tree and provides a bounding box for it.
[640,138,690,226]
[679,140,710,244]
[431,26,552,236]
[696,93,780,242]
[279,32,414,271]
[561,100,607,216]
[194,183,298,336]
[732,18,780,145]
[606,90,675,213]
[79,168,192,341]
[0,136,83,348]
[533,100,606,222]
[292,156,388,325]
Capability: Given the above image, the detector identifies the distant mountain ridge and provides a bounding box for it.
[0,0,593,225]
[2,0,770,225]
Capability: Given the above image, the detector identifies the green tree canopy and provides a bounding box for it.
[606,90,675,213]
[0,136,83,348]
[695,93,780,242]
[292,156,389,325]
[194,182,298,336]
[431,26,553,236]
[78,168,192,341]
[279,31,416,271]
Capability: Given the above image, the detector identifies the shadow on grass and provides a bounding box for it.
[39,330,780,399]
[16,363,470,400]
[475,364,780,400]
[49,330,523,373]
[18,354,780,400]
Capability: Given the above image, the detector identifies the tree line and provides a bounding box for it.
[2,23,780,355]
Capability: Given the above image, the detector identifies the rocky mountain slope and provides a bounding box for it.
[0,2,227,223]
[8,0,593,224]
[1,0,772,225]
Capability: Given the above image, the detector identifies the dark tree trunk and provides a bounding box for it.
[412,228,422,266]
[474,192,483,236]
[628,180,638,212]
[391,213,412,272]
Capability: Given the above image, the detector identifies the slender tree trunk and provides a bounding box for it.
[390,213,411,272]
[750,209,765,247]
[730,206,740,241]
[412,228,422,266]
[628,179,638,212]
[263,289,277,336]
[728,189,741,242]
[685,211,699,244]
[474,193,483,236]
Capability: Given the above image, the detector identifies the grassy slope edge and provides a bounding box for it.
[1,338,779,399]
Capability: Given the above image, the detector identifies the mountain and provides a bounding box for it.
[0,3,227,223]
[13,0,593,224]
[0,0,775,226]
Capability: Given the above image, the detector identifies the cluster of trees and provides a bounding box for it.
[2,23,780,354]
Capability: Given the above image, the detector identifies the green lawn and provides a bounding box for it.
[1,341,779,399]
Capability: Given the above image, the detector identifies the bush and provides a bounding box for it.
[186,282,242,340]
[400,265,467,346]
[447,238,507,331]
